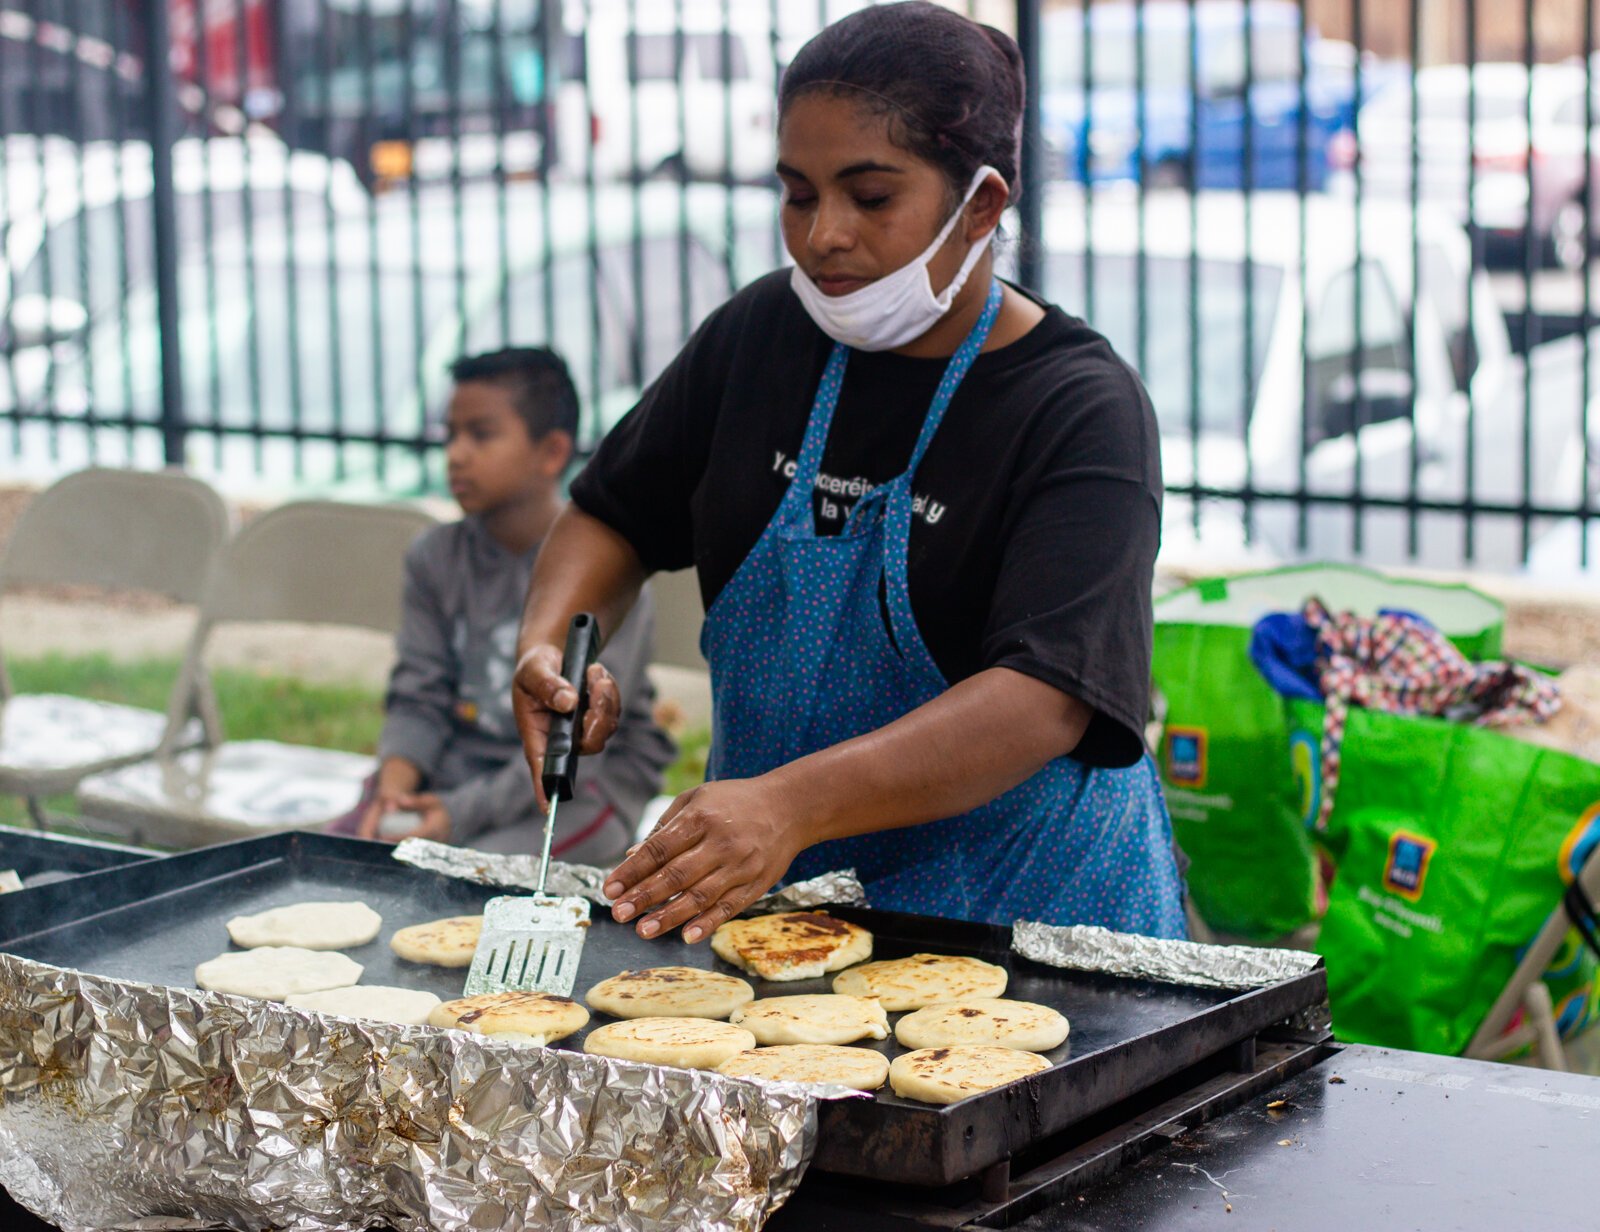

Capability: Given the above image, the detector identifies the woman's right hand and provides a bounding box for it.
[512,642,622,811]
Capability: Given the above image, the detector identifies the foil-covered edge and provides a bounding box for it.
[750,870,867,913]
[1011,921,1322,990]
[391,837,614,902]
[0,951,821,1232]
[391,839,866,912]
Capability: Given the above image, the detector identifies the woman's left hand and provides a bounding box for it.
[602,777,804,943]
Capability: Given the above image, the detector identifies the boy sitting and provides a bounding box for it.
[354,346,674,861]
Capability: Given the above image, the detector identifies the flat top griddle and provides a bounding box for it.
[0,833,1323,1188]
[0,825,153,880]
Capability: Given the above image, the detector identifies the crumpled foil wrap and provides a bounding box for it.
[0,951,818,1232]
[1012,921,1322,990]
[392,838,867,913]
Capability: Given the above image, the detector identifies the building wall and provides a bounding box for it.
[1309,0,1596,64]
[1043,0,1600,65]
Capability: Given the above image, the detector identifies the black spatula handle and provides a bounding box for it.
[541,612,600,804]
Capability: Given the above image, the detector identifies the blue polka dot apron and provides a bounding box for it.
[701,280,1186,935]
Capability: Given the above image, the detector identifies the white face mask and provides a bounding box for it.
[789,164,1000,352]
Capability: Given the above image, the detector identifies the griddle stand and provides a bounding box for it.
[773,1022,1336,1230]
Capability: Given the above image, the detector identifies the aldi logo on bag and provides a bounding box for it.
[1289,730,1321,829]
[1384,831,1437,901]
[1166,728,1207,788]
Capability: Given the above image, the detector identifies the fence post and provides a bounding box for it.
[1015,0,1044,293]
[144,0,187,467]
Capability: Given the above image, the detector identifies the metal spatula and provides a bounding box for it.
[464,613,599,997]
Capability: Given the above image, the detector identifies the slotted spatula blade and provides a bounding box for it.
[464,613,600,997]
[464,894,591,996]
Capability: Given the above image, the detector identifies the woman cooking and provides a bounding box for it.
[513,1,1185,944]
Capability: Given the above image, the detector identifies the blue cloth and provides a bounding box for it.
[699,280,1186,935]
[1249,612,1324,702]
[1249,606,1435,701]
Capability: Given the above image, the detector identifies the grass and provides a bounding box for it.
[0,652,386,831]
[2,651,711,826]
[9,652,387,752]
[663,726,711,799]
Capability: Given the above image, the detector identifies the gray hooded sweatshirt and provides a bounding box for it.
[378,515,675,862]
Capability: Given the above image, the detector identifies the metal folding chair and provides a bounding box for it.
[77,500,435,848]
[1465,844,1600,1072]
[0,468,230,829]
[636,567,709,843]
[647,566,706,673]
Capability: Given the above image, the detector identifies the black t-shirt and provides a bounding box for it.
[571,270,1162,768]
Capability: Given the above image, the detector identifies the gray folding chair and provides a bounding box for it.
[1465,843,1600,1072]
[645,565,710,724]
[647,567,707,673]
[0,467,230,827]
[77,500,436,848]
[636,568,709,843]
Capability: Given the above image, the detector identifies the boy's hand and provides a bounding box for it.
[512,643,622,811]
[369,793,451,844]
[354,796,392,840]
[355,758,423,840]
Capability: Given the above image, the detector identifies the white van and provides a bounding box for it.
[555,0,777,182]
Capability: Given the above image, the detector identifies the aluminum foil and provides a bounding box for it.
[1011,921,1322,990]
[749,870,867,913]
[391,836,615,903]
[392,838,866,913]
[0,951,818,1232]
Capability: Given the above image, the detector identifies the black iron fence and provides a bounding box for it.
[2,0,1599,578]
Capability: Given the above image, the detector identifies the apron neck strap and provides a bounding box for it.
[903,279,1002,479]
[786,279,1005,504]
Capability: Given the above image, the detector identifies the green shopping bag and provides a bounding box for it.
[1152,565,1503,940]
[1302,700,1600,1055]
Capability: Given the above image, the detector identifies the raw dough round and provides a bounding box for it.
[585,966,754,1019]
[894,999,1069,1052]
[889,1046,1050,1105]
[717,1044,890,1090]
[429,991,589,1043]
[583,1017,757,1070]
[195,947,364,999]
[711,911,873,982]
[390,916,483,967]
[831,954,1008,1011]
[729,994,889,1045]
[286,985,442,1025]
[226,901,382,951]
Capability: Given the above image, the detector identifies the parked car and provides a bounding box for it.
[1332,61,1600,270]
[1037,185,1585,574]
[1522,322,1600,579]
[555,0,776,183]
[0,179,781,493]
[282,0,559,189]
[1039,0,1365,190]
[1,132,367,331]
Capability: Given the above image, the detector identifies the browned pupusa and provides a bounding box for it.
[429,990,589,1042]
[710,911,873,981]
[585,966,754,1019]
[889,1045,1049,1105]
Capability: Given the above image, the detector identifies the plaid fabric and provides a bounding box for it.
[1306,597,1561,831]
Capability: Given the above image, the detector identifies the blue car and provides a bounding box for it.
[1040,0,1367,190]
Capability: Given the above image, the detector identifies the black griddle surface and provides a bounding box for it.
[1007,1044,1600,1231]
[0,825,153,880]
[0,833,1324,1187]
